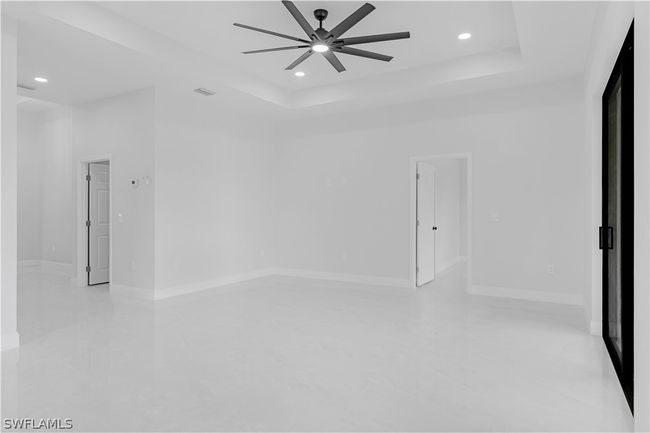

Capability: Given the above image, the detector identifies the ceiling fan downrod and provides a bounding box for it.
[314,9,328,29]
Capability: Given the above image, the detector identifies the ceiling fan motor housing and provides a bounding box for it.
[314,28,329,40]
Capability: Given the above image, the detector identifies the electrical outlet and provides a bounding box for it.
[546,265,555,275]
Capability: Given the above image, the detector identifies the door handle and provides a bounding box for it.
[599,226,605,249]
[432,226,438,231]
[599,226,614,249]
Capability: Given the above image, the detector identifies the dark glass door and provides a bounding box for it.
[601,22,633,413]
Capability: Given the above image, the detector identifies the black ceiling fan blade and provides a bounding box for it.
[322,50,346,72]
[233,23,310,44]
[281,1,317,40]
[333,46,392,62]
[335,31,410,46]
[243,45,310,54]
[285,50,313,70]
[326,3,375,40]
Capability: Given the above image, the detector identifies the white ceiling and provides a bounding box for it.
[4,1,600,113]
[16,13,155,106]
[99,1,519,90]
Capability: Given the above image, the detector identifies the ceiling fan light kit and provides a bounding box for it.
[234,1,411,73]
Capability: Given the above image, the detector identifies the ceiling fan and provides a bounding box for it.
[234,1,410,73]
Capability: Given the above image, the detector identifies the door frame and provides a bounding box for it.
[601,22,634,413]
[409,152,472,289]
[75,155,112,287]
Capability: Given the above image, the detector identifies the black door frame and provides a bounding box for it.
[601,22,634,413]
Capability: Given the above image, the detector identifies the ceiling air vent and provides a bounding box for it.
[17,83,36,91]
[193,87,215,96]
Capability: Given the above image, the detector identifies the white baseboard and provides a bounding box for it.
[18,259,40,271]
[589,320,602,336]
[109,284,155,300]
[583,307,602,335]
[468,285,584,306]
[113,268,410,302]
[270,267,411,289]
[19,260,73,277]
[1,332,20,351]
[154,268,275,300]
[436,256,467,274]
[41,261,73,276]
[587,319,602,336]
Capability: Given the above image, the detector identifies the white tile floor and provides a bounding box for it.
[2,265,633,431]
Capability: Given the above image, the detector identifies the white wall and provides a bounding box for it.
[17,107,77,270]
[17,111,42,261]
[275,80,587,302]
[16,86,277,298]
[420,157,467,273]
[11,80,596,309]
[17,107,75,273]
[17,85,279,300]
[153,89,275,295]
[2,16,19,350]
[16,88,157,292]
[71,87,156,291]
[39,108,74,265]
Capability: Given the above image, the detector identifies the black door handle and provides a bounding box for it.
[599,226,614,249]
[599,226,605,249]
[432,226,438,231]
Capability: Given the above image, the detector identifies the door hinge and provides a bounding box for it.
[86,174,91,182]
[86,220,91,227]
[417,220,420,227]
[86,265,91,273]
[416,266,419,274]
[416,173,420,180]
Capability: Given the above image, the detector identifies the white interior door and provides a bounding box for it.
[88,162,110,285]
[416,162,436,286]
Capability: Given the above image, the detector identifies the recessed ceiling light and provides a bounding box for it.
[294,71,305,77]
[458,33,472,40]
[34,77,48,83]
[312,44,329,53]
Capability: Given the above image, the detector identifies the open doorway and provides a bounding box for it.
[75,158,111,286]
[410,153,471,288]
